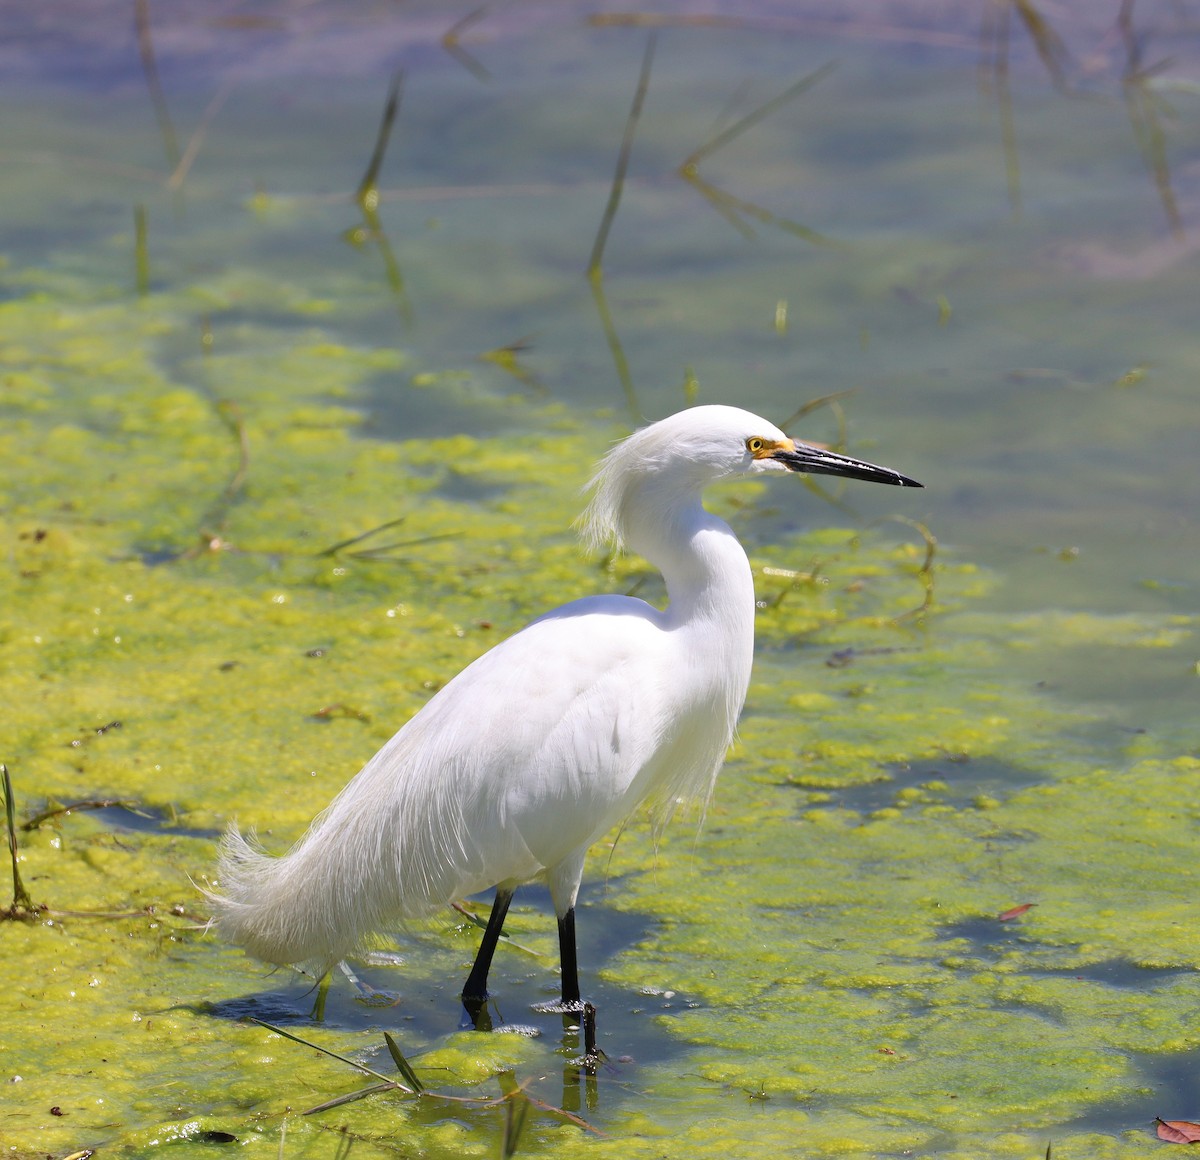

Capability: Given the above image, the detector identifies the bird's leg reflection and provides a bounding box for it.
[460,886,514,1029]
[559,1003,600,1112]
[462,996,500,1032]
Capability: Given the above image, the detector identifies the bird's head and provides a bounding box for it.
[581,404,921,551]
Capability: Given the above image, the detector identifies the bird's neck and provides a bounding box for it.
[623,486,758,769]
[624,494,756,632]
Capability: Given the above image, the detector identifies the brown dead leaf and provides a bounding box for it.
[997,903,1036,922]
[1156,1118,1200,1143]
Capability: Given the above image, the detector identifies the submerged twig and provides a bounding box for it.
[1011,0,1070,93]
[257,1019,604,1135]
[22,798,140,831]
[442,7,491,83]
[351,71,412,323]
[479,337,547,395]
[498,1070,532,1160]
[134,0,181,172]
[167,77,234,192]
[683,169,841,247]
[878,515,938,621]
[190,398,250,551]
[134,205,150,297]
[1118,0,1185,238]
[588,33,657,420]
[358,71,404,205]
[588,279,639,421]
[588,32,656,275]
[979,1,1022,217]
[589,11,974,50]
[979,2,1070,220]
[215,400,251,508]
[329,530,463,562]
[318,516,410,558]
[677,63,842,246]
[681,61,837,173]
[3,765,35,916]
[451,901,546,958]
[777,390,856,443]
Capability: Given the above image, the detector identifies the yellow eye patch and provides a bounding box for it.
[746,436,793,458]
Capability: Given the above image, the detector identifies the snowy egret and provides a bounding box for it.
[211,405,921,1022]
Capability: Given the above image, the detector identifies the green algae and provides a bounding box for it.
[2,268,1197,1160]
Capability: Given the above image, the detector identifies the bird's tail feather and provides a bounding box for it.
[208,822,369,976]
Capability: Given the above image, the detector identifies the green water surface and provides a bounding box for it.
[1,3,1198,1158]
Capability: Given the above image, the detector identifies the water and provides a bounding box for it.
[2,4,1198,1157]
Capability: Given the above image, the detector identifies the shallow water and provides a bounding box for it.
[1,3,1198,1158]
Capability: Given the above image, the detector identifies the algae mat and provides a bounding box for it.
[2,272,1198,1159]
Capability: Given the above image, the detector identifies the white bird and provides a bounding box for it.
[210,405,921,1022]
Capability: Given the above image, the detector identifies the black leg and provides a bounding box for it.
[461,886,514,1025]
[557,906,582,1009]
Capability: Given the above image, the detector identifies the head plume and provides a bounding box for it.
[578,405,790,552]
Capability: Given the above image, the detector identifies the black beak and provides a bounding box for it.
[772,442,923,488]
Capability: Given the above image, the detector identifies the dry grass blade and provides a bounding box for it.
[303,1082,398,1116]
[383,1032,425,1093]
[251,1019,412,1089]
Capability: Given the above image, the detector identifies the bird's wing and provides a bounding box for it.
[329,595,687,909]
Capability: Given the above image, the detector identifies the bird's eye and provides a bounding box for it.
[746,437,765,454]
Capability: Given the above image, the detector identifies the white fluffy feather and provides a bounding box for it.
[210,406,791,975]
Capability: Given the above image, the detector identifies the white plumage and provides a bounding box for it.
[210,404,920,1017]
